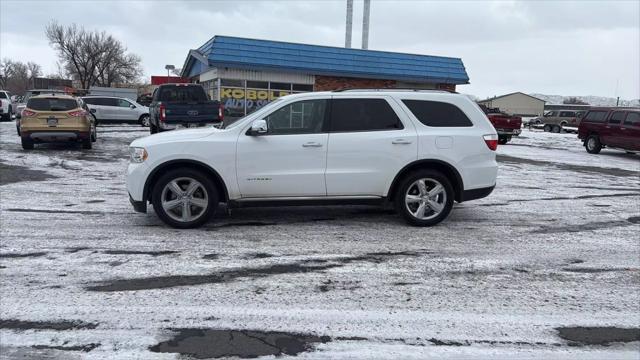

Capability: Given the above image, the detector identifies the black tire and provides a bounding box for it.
[552,125,561,133]
[91,114,99,127]
[585,135,602,154]
[21,137,34,150]
[543,124,551,132]
[82,138,92,149]
[498,137,509,145]
[91,122,97,142]
[16,122,21,136]
[139,114,151,127]
[151,168,218,229]
[150,122,158,134]
[394,169,454,227]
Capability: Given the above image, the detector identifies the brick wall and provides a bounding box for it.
[313,75,456,92]
[314,76,397,91]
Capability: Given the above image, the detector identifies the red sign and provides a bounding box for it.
[151,76,191,85]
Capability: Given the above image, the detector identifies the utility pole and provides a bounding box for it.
[345,0,353,48]
[362,0,371,49]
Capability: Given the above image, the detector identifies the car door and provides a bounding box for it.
[325,96,417,196]
[116,98,138,121]
[236,98,329,198]
[621,112,640,151]
[604,111,627,148]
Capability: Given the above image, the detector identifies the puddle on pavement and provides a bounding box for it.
[497,155,640,178]
[532,219,636,234]
[0,162,57,185]
[202,253,219,260]
[244,252,275,259]
[556,326,640,345]
[4,208,106,215]
[149,329,330,358]
[0,252,47,259]
[32,343,100,352]
[87,250,427,292]
[562,267,631,273]
[102,250,177,257]
[0,319,98,330]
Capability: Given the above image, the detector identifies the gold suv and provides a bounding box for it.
[19,94,96,150]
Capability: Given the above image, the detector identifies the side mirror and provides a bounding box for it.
[130,104,136,109]
[249,119,268,135]
[90,108,96,113]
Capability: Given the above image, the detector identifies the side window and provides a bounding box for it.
[264,99,327,135]
[330,98,403,132]
[117,99,132,108]
[609,111,626,124]
[583,111,607,123]
[624,112,639,126]
[101,98,118,107]
[402,100,473,127]
[560,111,575,117]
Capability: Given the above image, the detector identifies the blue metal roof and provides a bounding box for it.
[184,36,469,84]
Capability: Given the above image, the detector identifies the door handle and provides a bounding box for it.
[392,139,412,145]
[302,142,323,147]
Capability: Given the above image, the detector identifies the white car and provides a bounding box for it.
[0,90,15,121]
[82,96,150,126]
[127,90,499,228]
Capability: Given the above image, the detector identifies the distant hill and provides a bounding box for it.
[530,94,640,107]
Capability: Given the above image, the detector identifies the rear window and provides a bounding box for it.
[27,98,78,111]
[608,111,626,124]
[159,86,208,103]
[624,112,640,126]
[0,92,7,99]
[330,99,403,132]
[402,100,473,127]
[583,111,608,123]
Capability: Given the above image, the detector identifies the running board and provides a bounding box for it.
[228,196,386,209]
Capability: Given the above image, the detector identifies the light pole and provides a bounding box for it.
[164,64,175,83]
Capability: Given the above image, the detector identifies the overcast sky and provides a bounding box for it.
[1,0,638,99]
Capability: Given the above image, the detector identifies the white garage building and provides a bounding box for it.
[478,92,545,116]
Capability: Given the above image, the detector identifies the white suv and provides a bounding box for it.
[82,96,150,126]
[127,90,498,228]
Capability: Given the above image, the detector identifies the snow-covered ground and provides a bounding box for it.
[0,123,639,359]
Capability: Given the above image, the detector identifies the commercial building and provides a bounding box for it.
[180,36,469,120]
[478,92,545,116]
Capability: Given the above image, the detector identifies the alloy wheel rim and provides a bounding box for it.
[161,177,208,222]
[142,116,150,126]
[587,138,595,150]
[405,178,447,220]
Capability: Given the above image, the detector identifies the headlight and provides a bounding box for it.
[129,147,148,163]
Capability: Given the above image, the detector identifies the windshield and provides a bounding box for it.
[223,98,285,130]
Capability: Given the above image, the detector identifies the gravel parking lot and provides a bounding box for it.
[1,122,639,359]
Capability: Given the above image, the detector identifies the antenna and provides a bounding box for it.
[362,0,371,49]
[345,0,353,48]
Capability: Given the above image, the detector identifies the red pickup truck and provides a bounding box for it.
[480,105,522,144]
[578,107,640,154]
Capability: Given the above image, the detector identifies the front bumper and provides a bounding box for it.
[129,194,147,213]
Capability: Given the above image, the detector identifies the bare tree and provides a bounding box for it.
[563,97,589,105]
[0,58,42,95]
[45,22,143,89]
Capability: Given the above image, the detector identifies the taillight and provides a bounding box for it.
[22,109,36,117]
[483,134,498,151]
[218,104,224,122]
[68,110,86,117]
[159,103,166,122]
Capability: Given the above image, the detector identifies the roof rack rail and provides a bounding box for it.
[332,88,457,94]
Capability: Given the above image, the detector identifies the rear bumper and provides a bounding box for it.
[22,130,90,142]
[129,194,147,213]
[460,185,495,202]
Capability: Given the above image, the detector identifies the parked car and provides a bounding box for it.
[15,89,67,135]
[19,94,96,150]
[82,96,150,127]
[148,84,223,134]
[578,107,640,154]
[542,110,585,133]
[136,93,153,107]
[479,105,522,144]
[0,90,15,121]
[127,90,499,228]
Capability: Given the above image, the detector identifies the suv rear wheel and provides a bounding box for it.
[151,168,218,228]
[585,135,602,154]
[543,124,551,132]
[21,137,34,150]
[395,169,454,226]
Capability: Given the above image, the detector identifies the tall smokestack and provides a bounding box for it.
[345,0,353,48]
[362,0,370,49]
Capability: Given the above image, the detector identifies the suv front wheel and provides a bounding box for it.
[585,135,602,154]
[151,168,218,228]
[395,169,454,226]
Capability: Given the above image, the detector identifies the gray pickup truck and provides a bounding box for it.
[148,84,223,134]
